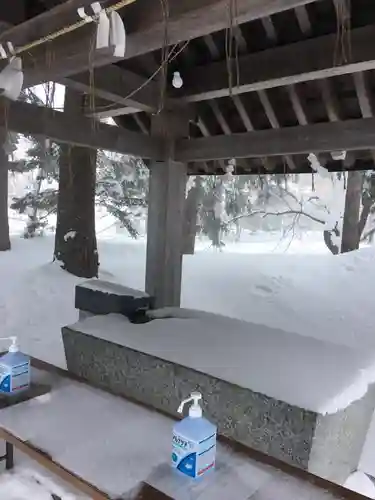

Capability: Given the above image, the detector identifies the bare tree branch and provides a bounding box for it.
[226,209,325,227]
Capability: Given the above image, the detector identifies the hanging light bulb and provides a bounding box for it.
[172,71,183,89]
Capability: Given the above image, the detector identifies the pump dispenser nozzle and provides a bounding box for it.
[0,336,19,353]
[178,392,203,418]
[8,337,18,353]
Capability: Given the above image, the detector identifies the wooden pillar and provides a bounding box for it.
[0,136,10,251]
[145,109,189,308]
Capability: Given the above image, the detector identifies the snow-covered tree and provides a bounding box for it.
[10,138,59,238]
[96,151,148,238]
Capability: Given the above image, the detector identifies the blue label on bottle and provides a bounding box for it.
[177,453,196,478]
[0,375,11,393]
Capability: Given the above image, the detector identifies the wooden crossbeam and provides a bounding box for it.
[0,99,161,159]
[6,0,320,85]
[61,65,160,113]
[182,24,375,102]
[175,118,375,162]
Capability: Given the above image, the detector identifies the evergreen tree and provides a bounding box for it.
[10,138,59,238]
[96,151,148,238]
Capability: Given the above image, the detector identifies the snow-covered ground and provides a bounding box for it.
[1,226,375,497]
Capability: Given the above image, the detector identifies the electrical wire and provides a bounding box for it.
[89,38,191,115]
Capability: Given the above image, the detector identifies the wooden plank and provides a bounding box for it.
[182,24,375,102]
[84,95,143,118]
[209,100,231,135]
[353,71,375,163]
[258,89,296,170]
[295,5,312,34]
[0,99,161,159]
[15,0,319,85]
[233,95,254,130]
[175,118,375,161]
[61,65,160,113]
[133,113,149,135]
[354,72,374,119]
[288,84,309,125]
[0,428,110,500]
[261,16,278,41]
[318,79,340,122]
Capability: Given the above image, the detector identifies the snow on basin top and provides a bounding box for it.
[68,309,375,415]
[79,279,149,297]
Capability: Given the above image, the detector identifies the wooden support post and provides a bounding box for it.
[0,136,10,251]
[145,109,189,308]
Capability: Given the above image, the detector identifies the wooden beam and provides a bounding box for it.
[12,0,320,85]
[261,16,278,42]
[232,95,254,131]
[353,71,375,164]
[175,118,375,162]
[258,89,296,170]
[0,99,161,158]
[182,25,375,102]
[133,114,149,135]
[354,72,374,119]
[318,79,340,122]
[294,5,312,35]
[61,65,160,113]
[209,100,231,135]
[203,35,220,59]
[287,84,309,125]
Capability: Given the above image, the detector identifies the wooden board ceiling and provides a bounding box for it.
[2,0,375,175]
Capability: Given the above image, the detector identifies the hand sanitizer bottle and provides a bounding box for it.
[0,337,30,395]
[172,392,217,479]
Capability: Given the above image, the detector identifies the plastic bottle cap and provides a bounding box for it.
[178,392,203,419]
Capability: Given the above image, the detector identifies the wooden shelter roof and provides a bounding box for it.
[2,0,375,174]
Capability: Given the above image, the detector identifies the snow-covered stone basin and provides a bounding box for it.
[63,307,375,482]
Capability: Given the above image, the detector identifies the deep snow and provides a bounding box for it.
[1,230,375,497]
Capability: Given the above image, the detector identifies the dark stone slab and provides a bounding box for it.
[75,280,154,319]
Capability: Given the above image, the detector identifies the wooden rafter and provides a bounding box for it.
[182,25,375,102]
[133,113,149,135]
[354,72,374,119]
[10,0,320,85]
[294,5,312,35]
[61,65,162,113]
[209,100,231,135]
[258,89,296,170]
[175,118,375,162]
[232,95,254,131]
[318,79,340,122]
[353,71,375,163]
[0,99,161,159]
[261,16,278,42]
[287,84,309,125]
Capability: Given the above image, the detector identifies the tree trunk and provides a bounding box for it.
[341,171,363,254]
[54,89,98,278]
[183,176,202,255]
[0,143,10,251]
